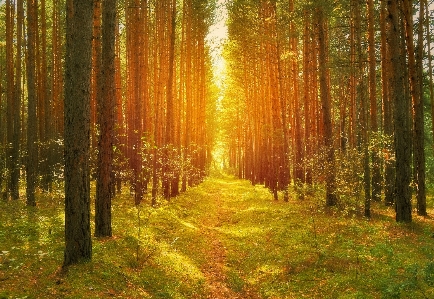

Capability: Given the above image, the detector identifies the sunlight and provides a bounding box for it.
[207,0,228,89]
[207,0,229,170]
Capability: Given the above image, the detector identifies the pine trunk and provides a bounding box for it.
[95,0,116,237]
[63,0,93,266]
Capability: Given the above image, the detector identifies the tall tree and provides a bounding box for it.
[367,0,381,203]
[402,0,426,216]
[426,0,434,157]
[388,0,412,222]
[95,0,117,237]
[317,6,337,206]
[5,0,14,200]
[91,0,102,150]
[354,0,371,217]
[26,0,38,206]
[40,0,54,192]
[63,0,94,266]
[381,0,395,206]
[11,0,24,201]
[163,0,177,199]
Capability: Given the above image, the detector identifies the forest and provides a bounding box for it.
[1,0,434,298]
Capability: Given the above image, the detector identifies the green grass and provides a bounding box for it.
[1,175,434,298]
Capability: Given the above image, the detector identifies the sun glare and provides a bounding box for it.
[207,0,228,89]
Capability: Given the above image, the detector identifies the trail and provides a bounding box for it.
[196,176,259,299]
[199,187,239,299]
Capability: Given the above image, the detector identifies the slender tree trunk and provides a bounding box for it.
[381,0,395,206]
[368,0,381,203]
[95,0,116,237]
[317,7,337,206]
[163,0,176,200]
[41,0,53,192]
[6,0,14,200]
[303,9,313,185]
[402,0,426,216]
[26,0,38,206]
[354,0,371,217]
[11,0,24,201]
[0,47,4,194]
[290,0,302,197]
[91,0,102,151]
[426,0,434,157]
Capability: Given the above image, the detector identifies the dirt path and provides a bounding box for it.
[199,190,241,299]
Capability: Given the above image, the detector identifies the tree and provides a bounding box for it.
[63,0,94,266]
[367,0,381,203]
[10,0,24,201]
[5,0,14,201]
[163,0,177,200]
[402,0,426,216]
[317,6,337,206]
[95,0,117,237]
[387,0,412,222]
[26,0,37,206]
[380,0,395,206]
[39,0,54,192]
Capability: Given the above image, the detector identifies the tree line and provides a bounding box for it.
[0,0,218,266]
[221,0,433,222]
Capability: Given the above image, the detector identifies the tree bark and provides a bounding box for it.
[26,0,38,206]
[388,0,412,222]
[317,7,337,206]
[95,0,116,237]
[5,0,14,200]
[63,0,93,266]
[381,0,395,206]
[402,0,426,216]
[367,0,381,203]
[11,0,24,201]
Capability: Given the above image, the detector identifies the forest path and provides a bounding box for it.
[195,174,262,299]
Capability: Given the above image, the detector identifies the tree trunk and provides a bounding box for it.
[95,0,116,237]
[317,7,337,206]
[426,0,434,157]
[63,0,93,266]
[11,0,24,201]
[367,0,381,203]
[381,0,395,206]
[5,0,14,200]
[388,0,412,222]
[41,0,54,192]
[163,0,177,200]
[402,0,426,216]
[26,0,37,206]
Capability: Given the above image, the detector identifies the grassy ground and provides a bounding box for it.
[1,174,434,298]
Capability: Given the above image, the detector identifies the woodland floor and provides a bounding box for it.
[1,173,434,298]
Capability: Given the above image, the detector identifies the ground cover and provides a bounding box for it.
[1,174,434,298]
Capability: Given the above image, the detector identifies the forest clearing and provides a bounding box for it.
[1,173,434,299]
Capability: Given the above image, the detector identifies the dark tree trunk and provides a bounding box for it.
[63,0,94,266]
[381,0,395,206]
[26,0,38,206]
[388,0,412,222]
[367,0,381,203]
[403,0,426,216]
[11,0,24,201]
[317,7,337,206]
[5,0,14,200]
[95,0,116,237]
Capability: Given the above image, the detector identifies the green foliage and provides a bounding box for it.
[1,175,434,298]
[376,262,434,299]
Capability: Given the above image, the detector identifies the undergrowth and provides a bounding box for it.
[0,175,434,298]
